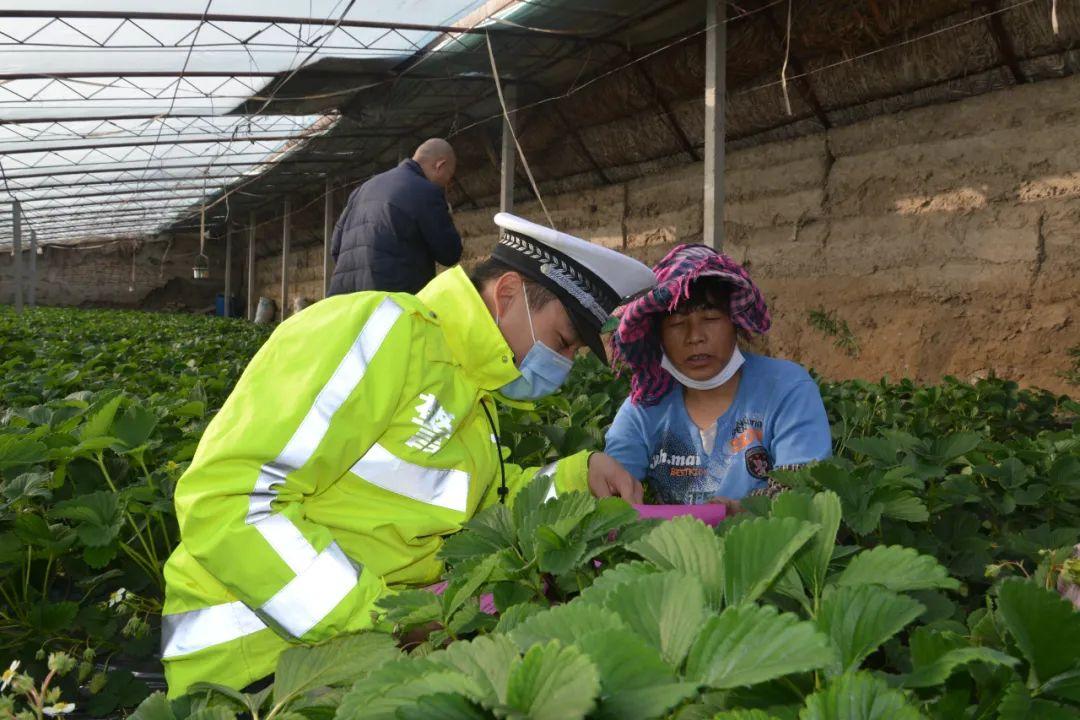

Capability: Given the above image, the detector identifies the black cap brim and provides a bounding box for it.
[492,232,621,364]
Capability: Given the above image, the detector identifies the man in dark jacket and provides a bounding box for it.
[329,138,463,295]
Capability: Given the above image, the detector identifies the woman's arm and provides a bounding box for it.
[603,398,652,483]
[752,379,833,498]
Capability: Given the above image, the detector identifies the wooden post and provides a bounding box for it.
[500,84,517,213]
[703,0,727,250]
[323,178,333,298]
[28,228,37,308]
[281,199,291,321]
[246,212,256,321]
[224,223,233,318]
[11,201,22,313]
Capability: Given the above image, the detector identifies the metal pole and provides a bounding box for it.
[703,0,727,250]
[323,178,333,298]
[224,223,233,318]
[28,229,37,308]
[500,84,517,213]
[281,199,291,322]
[0,131,394,158]
[246,212,256,321]
[0,10,597,42]
[12,201,23,313]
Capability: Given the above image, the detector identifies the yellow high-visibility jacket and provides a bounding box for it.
[160,266,590,696]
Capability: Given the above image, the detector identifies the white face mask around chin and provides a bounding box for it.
[661,346,745,391]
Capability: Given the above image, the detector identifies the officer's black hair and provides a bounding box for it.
[469,257,558,309]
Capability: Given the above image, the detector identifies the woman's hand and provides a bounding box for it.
[707,496,745,514]
[587,453,644,503]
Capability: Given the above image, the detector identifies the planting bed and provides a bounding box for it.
[0,307,1077,719]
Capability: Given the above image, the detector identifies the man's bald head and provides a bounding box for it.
[413,138,457,189]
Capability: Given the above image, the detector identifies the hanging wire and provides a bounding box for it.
[245,0,357,118]
[193,204,210,278]
[128,241,137,292]
[449,0,1041,137]
[484,30,554,229]
[780,0,793,117]
[737,0,1039,96]
[194,0,358,229]
[130,0,215,195]
[0,0,1056,249]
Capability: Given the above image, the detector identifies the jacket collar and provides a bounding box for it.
[417,267,522,392]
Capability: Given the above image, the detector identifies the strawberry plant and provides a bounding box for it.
[378,479,651,649]
[0,307,270,715]
[130,483,1080,719]
[2,305,1078,718]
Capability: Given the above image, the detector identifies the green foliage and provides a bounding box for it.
[996,578,1080,685]
[770,491,842,601]
[130,491,1080,720]
[814,585,924,675]
[271,633,402,707]
[625,516,724,607]
[800,671,920,720]
[3,306,1079,719]
[684,604,833,688]
[807,308,860,358]
[0,307,270,715]
[721,517,819,607]
[1062,345,1080,387]
[0,652,82,719]
[835,545,959,593]
[601,571,706,667]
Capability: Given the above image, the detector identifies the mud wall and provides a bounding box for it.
[6,74,1078,392]
[0,234,228,311]
[453,74,1080,394]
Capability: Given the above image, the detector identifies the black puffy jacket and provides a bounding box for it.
[328,159,463,295]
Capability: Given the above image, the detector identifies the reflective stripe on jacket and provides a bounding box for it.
[161,266,589,696]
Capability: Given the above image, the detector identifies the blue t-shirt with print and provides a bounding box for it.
[604,353,832,504]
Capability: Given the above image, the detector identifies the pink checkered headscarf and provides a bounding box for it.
[611,244,771,406]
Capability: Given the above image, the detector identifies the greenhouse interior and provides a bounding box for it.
[1,1,1079,718]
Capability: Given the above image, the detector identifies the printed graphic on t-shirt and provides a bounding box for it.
[647,415,775,503]
[729,416,764,454]
[604,353,834,505]
[648,432,709,502]
[745,446,772,479]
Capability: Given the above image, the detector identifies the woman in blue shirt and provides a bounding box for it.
[605,244,832,511]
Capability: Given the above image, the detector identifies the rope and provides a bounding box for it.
[780,0,793,116]
[485,31,554,229]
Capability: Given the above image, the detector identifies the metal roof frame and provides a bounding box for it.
[0,0,615,247]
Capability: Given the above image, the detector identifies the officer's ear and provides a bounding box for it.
[490,271,524,321]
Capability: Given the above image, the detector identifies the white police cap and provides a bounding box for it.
[492,212,655,361]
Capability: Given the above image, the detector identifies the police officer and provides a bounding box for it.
[160,213,656,695]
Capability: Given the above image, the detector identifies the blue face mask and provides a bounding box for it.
[499,287,574,400]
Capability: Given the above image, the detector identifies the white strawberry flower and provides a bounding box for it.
[108,588,128,608]
[0,661,19,691]
[43,701,76,716]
